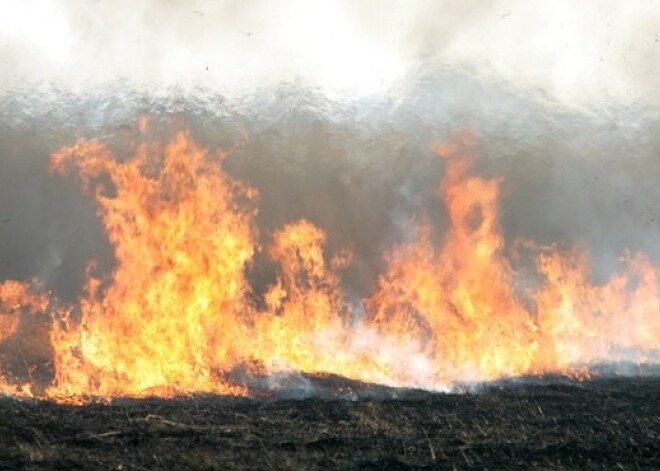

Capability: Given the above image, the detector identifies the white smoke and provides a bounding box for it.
[2,1,660,107]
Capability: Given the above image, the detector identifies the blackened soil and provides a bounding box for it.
[1,376,659,470]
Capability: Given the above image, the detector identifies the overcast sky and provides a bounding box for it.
[1,0,659,108]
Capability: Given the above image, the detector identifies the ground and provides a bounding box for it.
[1,375,659,470]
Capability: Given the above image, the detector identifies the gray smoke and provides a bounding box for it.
[1,67,660,302]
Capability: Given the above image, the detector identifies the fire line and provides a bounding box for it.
[1,124,659,403]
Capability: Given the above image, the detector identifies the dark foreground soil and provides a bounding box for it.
[1,376,659,470]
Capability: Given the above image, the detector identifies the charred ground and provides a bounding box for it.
[1,375,659,470]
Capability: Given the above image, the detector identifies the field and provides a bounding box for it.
[1,375,659,470]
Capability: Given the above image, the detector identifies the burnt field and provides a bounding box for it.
[1,375,659,470]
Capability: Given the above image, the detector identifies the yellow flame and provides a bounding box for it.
[0,125,659,403]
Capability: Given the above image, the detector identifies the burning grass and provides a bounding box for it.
[1,121,660,402]
[1,376,659,469]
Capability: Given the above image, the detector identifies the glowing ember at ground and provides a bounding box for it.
[0,122,659,403]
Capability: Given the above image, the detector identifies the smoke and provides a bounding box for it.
[3,1,660,106]
[1,1,660,393]
[2,72,660,302]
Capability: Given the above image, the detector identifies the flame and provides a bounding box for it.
[367,131,660,383]
[366,131,540,383]
[0,281,27,343]
[534,248,660,367]
[47,132,256,399]
[1,124,659,402]
[0,280,50,396]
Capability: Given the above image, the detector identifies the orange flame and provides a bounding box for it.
[0,125,659,402]
[0,280,50,396]
[367,130,660,384]
[367,131,540,384]
[47,132,256,399]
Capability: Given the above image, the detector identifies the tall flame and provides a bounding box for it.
[1,124,659,402]
[367,131,540,383]
[48,131,257,398]
[367,130,660,382]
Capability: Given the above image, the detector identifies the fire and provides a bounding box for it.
[0,280,50,396]
[366,131,541,383]
[46,131,257,399]
[0,123,659,402]
[534,248,660,367]
[0,281,28,344]
[367,130,660,383]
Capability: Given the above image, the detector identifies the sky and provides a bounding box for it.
[1,0,660,108]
